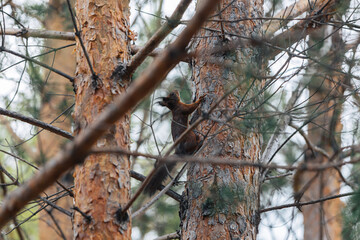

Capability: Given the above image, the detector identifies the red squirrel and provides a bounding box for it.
[144,91,206,195]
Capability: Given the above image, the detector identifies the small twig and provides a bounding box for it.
[44,209,67,240]
[65,0,97,81]
[0,28,75,40]
[334,166,355,189]
[0,149,74,197]
[0,107,73,140]
[72,206,91,223]
[289,122,329,158]
[12,103,74,148]
[6,191,71,235]
[260,192,354,213]
[154,232,180,240]
[0,47,74,82]
[132,164,187,218]
[40,197,72,217]
[92,146,360,171]
[0,28,190,62]
[264,172,292,181]
[125,0,193,76]
[0,164,17,184]
[130,170,181,202]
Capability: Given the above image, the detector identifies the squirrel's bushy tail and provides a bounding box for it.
[144,162,176,196]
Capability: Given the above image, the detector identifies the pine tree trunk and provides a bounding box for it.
[38,1,75,239]
[180,0,263,239]
[72,0,133,238]
[295,23,346,240]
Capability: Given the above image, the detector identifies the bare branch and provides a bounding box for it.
[263,0,317,36]
[260,192,354,213]
[0,107,73,140]
[0,28,75,40]
[65,0,97,82]
[289,122,329,158]
[0,28,190,61]
[125,0,193,76]
[0,47,74,82]
[39,197,72,217]
[154,232,179,240]
[129,170,181,202]
[132,164,187,218]
[0,0,221,228]
[92,146,360,172]
[261,77,301,167]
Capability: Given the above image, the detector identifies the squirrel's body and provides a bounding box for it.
[144,91,205,195]
[169,94,203,155]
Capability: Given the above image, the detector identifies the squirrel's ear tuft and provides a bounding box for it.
[174,91,180,97]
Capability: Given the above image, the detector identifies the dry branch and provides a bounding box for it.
[129,170,181,202]
[0,0,221,228]
[260,192,354,213]
[91,146,360,173]
[0,28,75,40]
[263,0,317,36]
[154,232,179,240]
[0,107,73,140]
[0,28,179,60]
[0,47,74,82]
[125,0,193,76]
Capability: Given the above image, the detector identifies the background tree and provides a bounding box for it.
[180,0,263,238]
[38,1,75,239]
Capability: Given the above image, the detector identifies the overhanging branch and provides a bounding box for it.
[0,0,221,228]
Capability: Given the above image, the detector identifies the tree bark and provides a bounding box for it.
[72,0,133,239]
[295,22,346,240]
[180,0,263,239]
[38,1,75,239]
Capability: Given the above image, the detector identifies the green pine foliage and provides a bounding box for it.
[343,189,360,240]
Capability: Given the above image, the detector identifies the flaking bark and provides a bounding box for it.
[180,0,264,239]
[72,0,133,239]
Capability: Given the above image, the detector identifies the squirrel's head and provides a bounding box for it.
[159,91,180,110]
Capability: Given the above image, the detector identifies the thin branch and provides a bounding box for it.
[44,209,67,240]
[125,0,192,76]
[0,164,17,184]
[0,107,73,140]
[72,206,91,223]
[129,170,181,202]
[0,0,221,228]
[0,28,175,60]
[0,28,75,40]
[260,192,354,213]
[260,70,301,169]
[263,0,317,36]
[39,197,72,217]
[92,146,360,172]
[154,232,179,240]
[0,169,25,240]
[289,122,329,158]
[0,116,36,158]
[264,172,292,181]
[65,0,97,82]
[132,164,187,218]
[0,47,74,82]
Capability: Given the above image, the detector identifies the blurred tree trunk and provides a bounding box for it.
[180,0,263,239]
[295,18,347,240]
[72,0,133,239]
[38,0,75,239]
